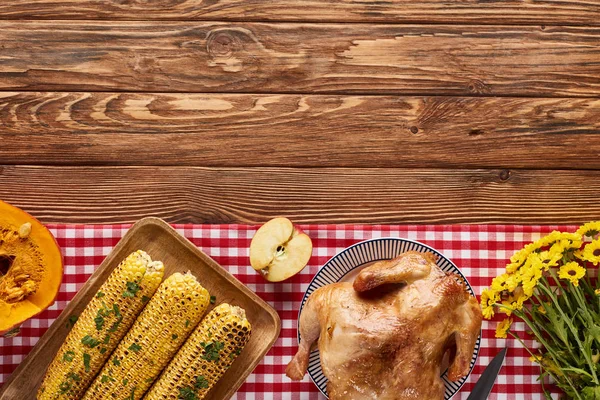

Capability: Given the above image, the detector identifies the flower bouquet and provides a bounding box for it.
[481,222,600,400]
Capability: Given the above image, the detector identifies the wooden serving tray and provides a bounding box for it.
[0,217,281,399]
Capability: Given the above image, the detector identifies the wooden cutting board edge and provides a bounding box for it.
[0,216,282,399]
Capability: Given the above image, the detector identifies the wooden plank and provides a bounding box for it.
[1,92,599,169]
[0,0,598,25]
[0,166,598,224]
[1,22,599,96]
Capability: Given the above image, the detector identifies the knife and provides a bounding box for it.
[466,347,507,400]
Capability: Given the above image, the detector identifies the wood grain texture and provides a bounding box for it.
[1,92,600,169]
[1,22,600,96]
[0,0,599,25]
[1,166,599,225]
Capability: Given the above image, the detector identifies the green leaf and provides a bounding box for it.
[94,311,105,331]
[58,381,71,394]
[194,375,209,389]
[178,386,198,400]
[201,341,224,362]
[62,351,75,362]
[66,372,81,382]
[581,386,600,400]
[66,315,78,329]
[128,343,142,353]
[83,353,91,372]
[123,281,141,298]
[81,335,100,348]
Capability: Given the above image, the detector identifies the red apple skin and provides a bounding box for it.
[249,218,313,283]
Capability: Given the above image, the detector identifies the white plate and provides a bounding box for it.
[298,237,480,399]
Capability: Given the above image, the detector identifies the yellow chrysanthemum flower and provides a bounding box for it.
[498,300,514,316]
[539,250,561,270]
[490,273,508,292]
[582,240,600,266]
[495,318,512,339]
[576,221,600,238]
[480,289,499,319]
[595,288,600,295]
[558,261,586,286]
[529,354,542,363]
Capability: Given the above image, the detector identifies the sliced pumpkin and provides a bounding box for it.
[0,200,63,336]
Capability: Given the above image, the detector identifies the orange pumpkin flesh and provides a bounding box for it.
[0,200,63,336]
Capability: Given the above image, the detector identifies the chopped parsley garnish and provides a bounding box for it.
[128,343,142,353]
[100,374,115,383]
[113,303,121,318]
[178,386,198,400]
[96,291,105,298]
[195,375,209,389]
[128,387,136,400]
[103,334,111,344]
[100,347,107,354]
[123,378,129,385]
[123,281,141,298]
[94,311,105,331]
[112,357,121,366]
[81,335,100,348]
[200,341,224,362]
[185,320,190,328]
[83,353,91,372]
[235,347,241,355]
[66,315,78,328]
[63,350,75,362]
[58,381,71,394]
[66,372,81,382]
[172,334,178,340]
[141,295,150,303]
[145,377,154,383]
[209,296,216,304]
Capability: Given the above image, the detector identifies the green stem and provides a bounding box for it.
[515,309,570,366]
[538,278,599,385]
[510,331,583,400]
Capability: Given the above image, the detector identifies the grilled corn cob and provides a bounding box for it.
[83,272,210,400]
[145,303,251,400]
[38,250,164,400]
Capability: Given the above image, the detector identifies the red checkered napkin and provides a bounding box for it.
[1,224,573,399]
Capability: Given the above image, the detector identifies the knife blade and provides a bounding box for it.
[466,347,507,400]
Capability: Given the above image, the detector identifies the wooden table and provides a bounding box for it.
[0,1,599,225]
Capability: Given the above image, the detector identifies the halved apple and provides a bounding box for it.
[249,217,313,282]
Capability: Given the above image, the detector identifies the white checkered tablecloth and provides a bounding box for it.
[1,224,571,399]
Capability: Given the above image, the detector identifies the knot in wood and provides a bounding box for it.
[467,79,490,95]
[207,31,240,58]
[499,169,511,181]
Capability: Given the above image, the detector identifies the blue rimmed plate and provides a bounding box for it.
[298,237,480,399]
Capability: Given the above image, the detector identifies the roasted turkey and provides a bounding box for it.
[286,251,482,400]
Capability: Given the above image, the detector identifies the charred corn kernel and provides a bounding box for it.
[145,303,251,400]
[38,250,164,400]
[83,272,210,400]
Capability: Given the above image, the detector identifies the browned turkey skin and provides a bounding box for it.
[286,251,482,400]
